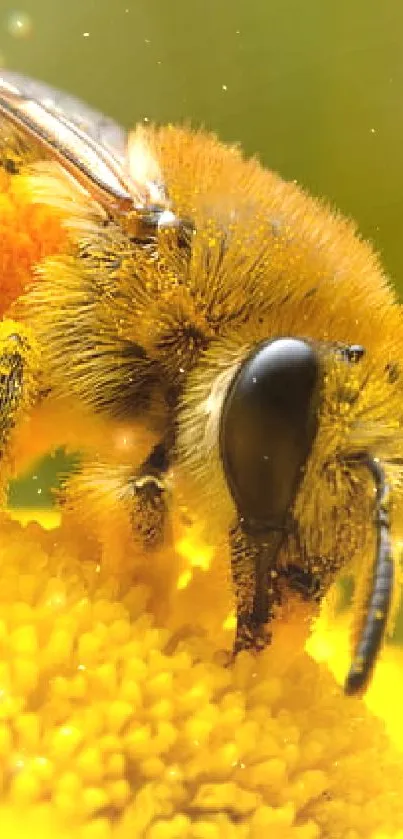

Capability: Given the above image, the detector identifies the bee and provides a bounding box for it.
[0,70,402,695]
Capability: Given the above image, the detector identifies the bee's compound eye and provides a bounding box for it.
[220,338,321,534]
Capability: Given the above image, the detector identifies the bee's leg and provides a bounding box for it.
[130,441,170,549]
[58,440,171,557]
[0,324,37,451]
[0,321,38,495]
[230,522,285,653]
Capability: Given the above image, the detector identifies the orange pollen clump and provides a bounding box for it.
[0,169,66,315]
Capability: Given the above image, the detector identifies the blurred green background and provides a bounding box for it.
[2,0,403,514]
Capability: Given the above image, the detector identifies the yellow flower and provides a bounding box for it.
[0,508,399,839]
[0,143,403,839]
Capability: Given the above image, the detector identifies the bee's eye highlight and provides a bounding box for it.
[220,338,321,534]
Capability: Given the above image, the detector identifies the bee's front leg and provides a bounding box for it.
[230,522,285,653]
[0,321,38,495]
[130,441,170,549]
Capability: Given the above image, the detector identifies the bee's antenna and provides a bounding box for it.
[344,455,394,695]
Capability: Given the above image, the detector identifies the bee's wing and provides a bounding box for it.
[0,71,167,217]
[0,70,127,158]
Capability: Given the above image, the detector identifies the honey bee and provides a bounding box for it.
[0,70,402,695]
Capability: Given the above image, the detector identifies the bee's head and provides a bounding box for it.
[218,336,394,697]
[219,338,321,534]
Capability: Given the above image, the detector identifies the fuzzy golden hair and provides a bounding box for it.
[8,122,403,669]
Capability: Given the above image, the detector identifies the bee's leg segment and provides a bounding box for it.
[0,342,24,450]
[230,523,285,653]
[0,326,35,450]
[345,456,394,695]
[130,441,170,549]
[0,323,37,502]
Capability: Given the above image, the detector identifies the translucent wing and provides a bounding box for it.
[0,70,169,217]
[0,70,127,156]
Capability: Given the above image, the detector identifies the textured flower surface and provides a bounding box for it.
[0,509,402,839]
[0,151,403,839]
